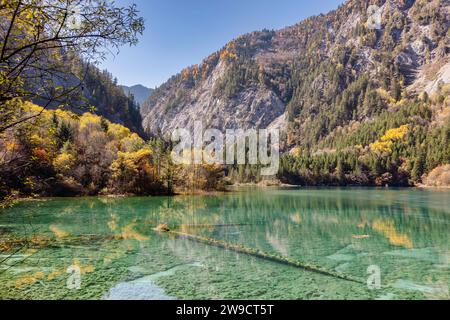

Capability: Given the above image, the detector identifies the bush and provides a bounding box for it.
[423,165,450,187]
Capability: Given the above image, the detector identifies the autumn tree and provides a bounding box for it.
[0,0,144,133]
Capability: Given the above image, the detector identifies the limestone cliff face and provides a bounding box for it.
[142,59,287,135]
[141,0,449,139]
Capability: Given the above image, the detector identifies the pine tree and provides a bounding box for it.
[411,149,426,182]
[335,158,345,184]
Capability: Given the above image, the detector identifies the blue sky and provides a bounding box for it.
[100,0,345,88]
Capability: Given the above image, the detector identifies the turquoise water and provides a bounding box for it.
[0,187,449,300]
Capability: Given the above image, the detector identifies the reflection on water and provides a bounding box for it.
[0,187,449,300]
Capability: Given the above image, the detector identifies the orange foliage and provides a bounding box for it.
[220,49,238,62]
[32,148,49,162]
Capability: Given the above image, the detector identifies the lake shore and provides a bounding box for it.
[4,182,450,209]
[416,184,450,190]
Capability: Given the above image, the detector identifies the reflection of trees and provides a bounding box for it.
[0,189,449,298]
[2,191,449,255]
[372,219,413,248]
[214,190,449,250]
[63,191,449,257]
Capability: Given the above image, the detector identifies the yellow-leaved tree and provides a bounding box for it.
[0,0,144,133]
[370,125,409,154]
[110,148,165,195]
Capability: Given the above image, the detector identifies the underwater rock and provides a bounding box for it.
[384,247,442,264]
[375,293,396,300]
[394,279,447,295]
[326,245,359,262]
[335,263,351,273]
[154,224,170,233]
[326,253,354,262]
[103,279,176,300]
[352,235,370,239]
[129,263,204,281]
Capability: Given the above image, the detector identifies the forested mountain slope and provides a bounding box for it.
[142,0,448,137]
[29,60,145,136]
[141,0,449,186]
[81,64,145,136]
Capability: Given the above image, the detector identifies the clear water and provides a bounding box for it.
[0,187,448,300]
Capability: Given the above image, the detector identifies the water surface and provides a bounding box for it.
[0,188,448,300]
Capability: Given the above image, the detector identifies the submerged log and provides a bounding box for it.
[177,223,254,229]
[0,234,123,251]
[169,230,364,284]
[154,223,254,232]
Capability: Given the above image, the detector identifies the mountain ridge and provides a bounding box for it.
[141,0,449,144]
[121,84,154,106]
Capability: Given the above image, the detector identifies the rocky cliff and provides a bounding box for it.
[141,0,449,147]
